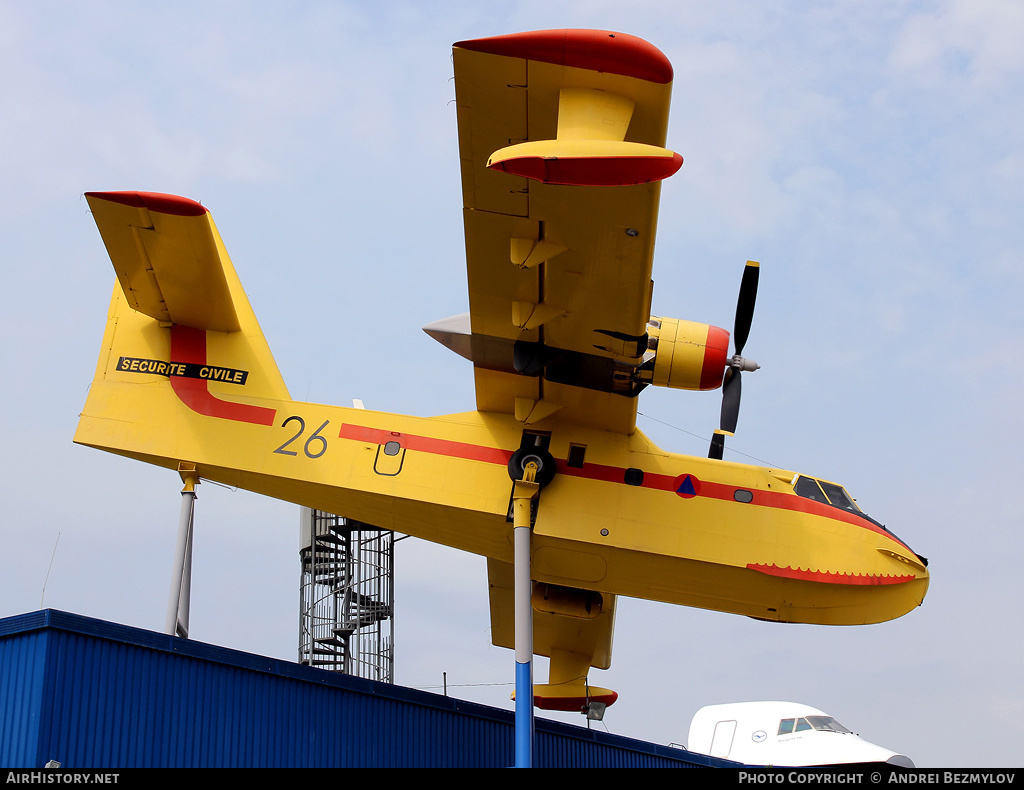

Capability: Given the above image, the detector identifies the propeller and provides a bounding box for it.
[709,261,760,460]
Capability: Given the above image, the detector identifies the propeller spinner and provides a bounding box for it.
[709,261,760,460]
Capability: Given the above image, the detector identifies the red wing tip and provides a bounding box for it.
[84,191,209,217]
[454,29,673,84]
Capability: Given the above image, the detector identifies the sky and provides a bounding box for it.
[1,0,1022,769]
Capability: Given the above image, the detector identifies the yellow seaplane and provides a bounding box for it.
[75,30,928,715]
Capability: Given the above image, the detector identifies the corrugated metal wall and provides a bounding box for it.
[0,610,734,768]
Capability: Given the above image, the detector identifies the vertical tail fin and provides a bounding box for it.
[75,192,290,467]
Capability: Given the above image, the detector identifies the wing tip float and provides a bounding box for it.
[457,30,681,187]
[487,142,683,187]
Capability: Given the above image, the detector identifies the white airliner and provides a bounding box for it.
[687,702,915,767]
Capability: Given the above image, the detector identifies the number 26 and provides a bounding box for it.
[273,416,329,459]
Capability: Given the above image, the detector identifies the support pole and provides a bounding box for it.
[511,461,540,768]
[165,464,199,638]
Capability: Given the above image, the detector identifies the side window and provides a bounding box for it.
[778,718,795,735]
[795,718,812,732]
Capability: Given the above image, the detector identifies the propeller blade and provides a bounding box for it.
[708,430,726,460]
[720,367,742,434]
[708,429,736,460]
[710,260,760,461]
[733,261,759,356]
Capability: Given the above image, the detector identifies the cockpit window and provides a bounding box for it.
[795,476,867,515]
[779,715,854,736]
[806,716,852,734]
[794,476,828,503]
[817,481,861,513]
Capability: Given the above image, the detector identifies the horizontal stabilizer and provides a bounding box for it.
[85,191,240,332]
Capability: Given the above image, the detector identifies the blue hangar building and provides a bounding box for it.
[0,610,736,768]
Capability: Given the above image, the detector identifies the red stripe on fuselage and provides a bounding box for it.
[338,424,513,466]
[335,424,910,551]
[169,325,277,426]
[557,459,909,548]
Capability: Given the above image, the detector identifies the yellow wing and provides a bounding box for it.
[442,30,681,435]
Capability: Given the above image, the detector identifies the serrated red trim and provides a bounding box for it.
[746,562,915,586]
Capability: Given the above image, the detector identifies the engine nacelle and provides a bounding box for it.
[646,317,730,391]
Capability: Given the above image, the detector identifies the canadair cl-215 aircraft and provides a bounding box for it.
[74,30,929,713]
